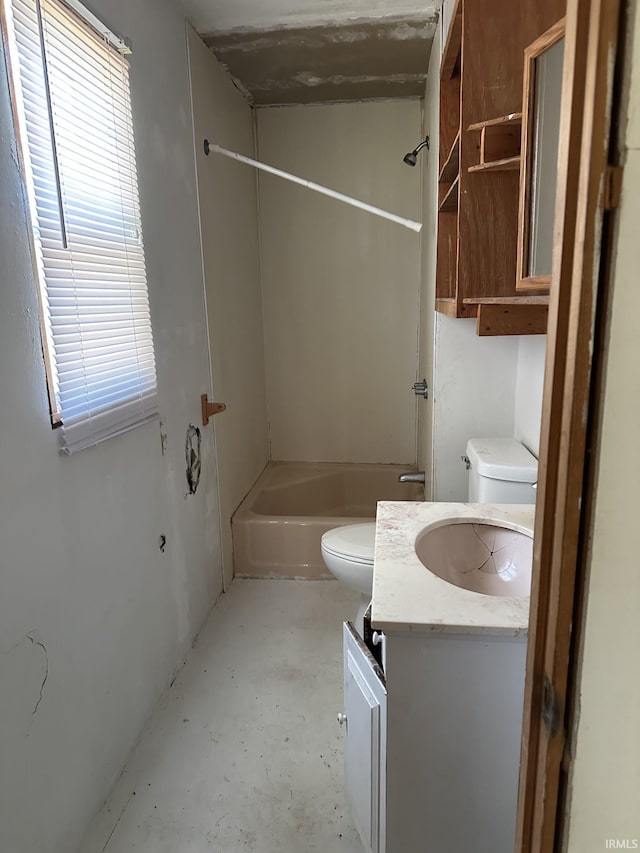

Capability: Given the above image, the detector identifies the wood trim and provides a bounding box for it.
[603,164,623,209]
[516,0,622,849]
[476,302,548,336]
[468,156,520,173]
[516,17,566,293]
[468,112,523,131]
[463,296,549,305]
[434,297,459,317]
[517,273,552,291]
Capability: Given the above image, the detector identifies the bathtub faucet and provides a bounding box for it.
[398,471,426,484]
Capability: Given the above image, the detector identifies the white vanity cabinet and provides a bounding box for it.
[342,622,387,853]
[342,622,527,853]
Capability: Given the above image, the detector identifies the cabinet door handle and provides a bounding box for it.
[337,713,347,726]
[372,631,384,646]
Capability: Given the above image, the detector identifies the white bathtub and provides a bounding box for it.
[232,461,422,579]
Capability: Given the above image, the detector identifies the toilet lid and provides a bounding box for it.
[321,523,376,563]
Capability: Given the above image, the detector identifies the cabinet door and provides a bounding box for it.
[342,622,387,853]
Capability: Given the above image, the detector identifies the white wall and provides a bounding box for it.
[564,6,640,846]
[257,99,423,464]
[0,3,223,851]
[514,336,546,458]
[417,24,440,497]
[432,318,519,499]
[188,27,269,588]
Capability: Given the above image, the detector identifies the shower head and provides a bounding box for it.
[403,136,430,166]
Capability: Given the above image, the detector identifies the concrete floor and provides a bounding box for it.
[79,579,364,853]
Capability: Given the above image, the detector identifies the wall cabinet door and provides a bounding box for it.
[342,622,387,853]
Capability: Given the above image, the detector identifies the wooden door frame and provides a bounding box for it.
[516,0,624,849]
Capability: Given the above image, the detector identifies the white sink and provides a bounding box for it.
[415,520,533,597]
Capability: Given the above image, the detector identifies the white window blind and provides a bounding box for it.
[4,0,158,454]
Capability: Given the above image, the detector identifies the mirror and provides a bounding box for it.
[517,19,566,291]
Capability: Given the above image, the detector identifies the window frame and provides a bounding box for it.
[1,0,158,451]
[2,2,61,424]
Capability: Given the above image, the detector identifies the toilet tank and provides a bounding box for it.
[466,438,538,504]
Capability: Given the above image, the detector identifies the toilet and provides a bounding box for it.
[320,437,538,632]
[320,522,376,632]
[465,437,538,504]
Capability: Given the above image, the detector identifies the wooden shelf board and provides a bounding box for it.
[468,112,523,131]
[463,296,549,305]
[435,298,458,317]
[475,300,549,336]
[439,176,459,213]
[440,0,462,80]
[468,156,521,173]
[439,131,460,184]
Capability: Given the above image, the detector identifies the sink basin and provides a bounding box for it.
[415,521,533,597]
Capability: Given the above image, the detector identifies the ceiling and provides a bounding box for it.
[182,0,440,106]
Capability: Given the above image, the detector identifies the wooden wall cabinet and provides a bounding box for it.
[435,0,565,335]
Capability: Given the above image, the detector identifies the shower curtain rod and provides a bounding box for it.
[203,140,422,234]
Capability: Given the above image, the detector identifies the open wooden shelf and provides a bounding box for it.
[468,112,523,173]
[463,296,549,305]
[468,113,523,131]
[468,156,520,173]
[439,131,460,183]
[434,0,562,334]
[463,295,549,336]
[439,176,459,213]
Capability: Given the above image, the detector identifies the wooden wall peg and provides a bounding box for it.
[201,394,227,426]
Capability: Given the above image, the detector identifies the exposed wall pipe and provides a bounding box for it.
[203,139,422,234]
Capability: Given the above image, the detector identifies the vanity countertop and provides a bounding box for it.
[371,501,535,636]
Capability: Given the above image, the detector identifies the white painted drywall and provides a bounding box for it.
[257,99,423,464]
[432,318,519,500]
[182,0,439,34]
[514,335,546,457]
[564,7,640,845]
[0,2,223,851]
[187,27,269,589]
[417,24,440,497]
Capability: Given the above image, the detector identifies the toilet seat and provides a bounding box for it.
[321,522,375,565]
[321,547,372,566]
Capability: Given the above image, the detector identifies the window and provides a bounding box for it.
[3,0,158,454]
